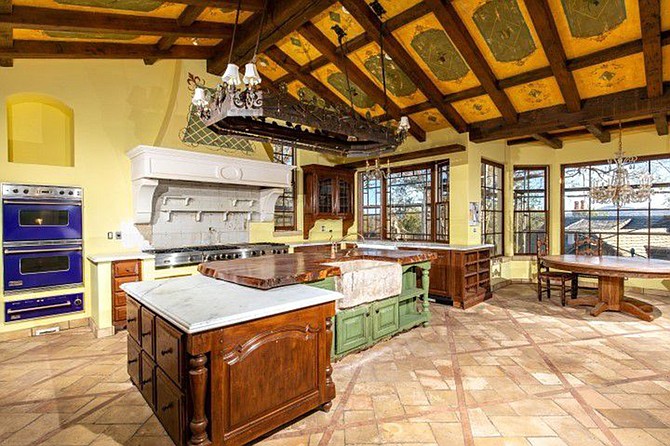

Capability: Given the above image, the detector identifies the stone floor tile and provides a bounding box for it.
[488,416,556,437]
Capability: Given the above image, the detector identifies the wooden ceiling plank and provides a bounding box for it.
[298,22,425,142]
[207,0,334,75]
[654,113,669,135]
[0,1,12,67]
[0,6,230,39]
[145,5,207,65]
[507,117,657,144]
[166,0,265,11]
[533,133,563,149]
[469,84,670,142]
[0,0,10,14]
[339,0,468,132]
[0,40,213,59]
[524,0,581,112]
[583,123,611,143]
[338,143,466,168]
[423,0,518,123]
[639,0,663,98]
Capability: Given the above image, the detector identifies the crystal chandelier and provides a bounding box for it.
[363,158,391,181]
[589,122,654,208]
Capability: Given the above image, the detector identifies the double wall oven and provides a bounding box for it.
[2,184,84,322]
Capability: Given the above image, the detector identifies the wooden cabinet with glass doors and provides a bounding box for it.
[302,164,355,239]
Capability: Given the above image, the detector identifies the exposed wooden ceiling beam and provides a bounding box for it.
[654,113,669,135]
[639,0,663,98]
[423,0,518,123]
[166,0,265,11]
[0,40,213,59]
[583,123,611,143]
[339,0,467,132]
[298,22,425,142]
[0,6,231,39]
[524,0,581,112]
[144,5,207,65]
[208,0,333,75]
[0,0,12,67]
[0,0,10,14]
[469,84,670,142]
[337,143,466,168]
[532,133,563,149]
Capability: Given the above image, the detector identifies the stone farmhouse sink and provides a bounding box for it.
[324,259,402,309]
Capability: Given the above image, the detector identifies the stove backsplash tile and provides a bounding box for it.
[143,181,261,249]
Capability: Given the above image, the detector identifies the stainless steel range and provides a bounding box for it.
[146,243,289,269]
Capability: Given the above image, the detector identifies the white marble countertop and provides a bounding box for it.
[87,252,155,264]
[121,274,342,334]
[355,241,494,251]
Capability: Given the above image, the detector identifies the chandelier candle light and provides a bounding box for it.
[589,122,654,208]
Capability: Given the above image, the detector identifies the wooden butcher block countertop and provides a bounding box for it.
[198,248,437,290]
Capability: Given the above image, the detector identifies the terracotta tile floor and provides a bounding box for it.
[3,284,670,445]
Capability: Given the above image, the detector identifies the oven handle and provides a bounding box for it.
[3,200,82,206]
[7,301,73,314]
[4,246,83,254]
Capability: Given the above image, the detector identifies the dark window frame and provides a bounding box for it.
[560,154,670,259]
[481,159,505,257]
[513,165,549,255]
[272,144,297,231]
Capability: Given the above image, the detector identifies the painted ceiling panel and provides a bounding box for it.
[14,28,159,44]
[409,108,451,132]
[348,41,427,108]
[311,3,366,46]
[572,53,646,99]
[547,0,641,59]
[376,0,423,20]
[196,8,254,24]
[663,46,670,82]
[393,13,481,95]
[451,94,502,123]
[174,37,222,47]
[256,54,289,81]
[504,77,565,113]
[311,63,385,117]
[663,0,670,30]
[276,32,322,66]
[452,0,550,79]
[286,80,327,108]
[14,0,185,18]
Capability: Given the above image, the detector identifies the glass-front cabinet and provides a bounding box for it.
[302,164,355,239]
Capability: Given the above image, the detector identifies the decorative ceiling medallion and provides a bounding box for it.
[560,0,626,39]
[297,87,327,109]
[312,4,365,45]
[410,27,470,82]
[256,55,287,81]
[453,95,501,122]
[55,0,162,12]
[363,53,418,97]
[44,30,138,40]
[589,62,625,89]
[277,32,320,66]
[472,0,536,63]
[518,81,551,105]
[327,72,376,109]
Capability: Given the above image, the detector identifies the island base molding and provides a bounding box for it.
[126,296,336,446]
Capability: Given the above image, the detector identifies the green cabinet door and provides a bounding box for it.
[336,305,371,354]
[372,297,399,340]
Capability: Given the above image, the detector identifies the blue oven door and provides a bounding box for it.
[3,200,83,243]
[3,244,83,292]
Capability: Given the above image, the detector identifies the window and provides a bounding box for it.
[513,167,548,255]
[272,144,296,231]
[481,159,504,257]
[562,155,670,260]
[358,161,449,242]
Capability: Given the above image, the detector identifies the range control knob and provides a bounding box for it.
[12,188,18,193]
[74,298,83,306]
[23,189,29,194]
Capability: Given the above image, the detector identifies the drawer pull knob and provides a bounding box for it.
[141,331,151,337]
[128,358,138,364]
[161,402,174,411]
[161,348,173,355]
[127,317,137,323]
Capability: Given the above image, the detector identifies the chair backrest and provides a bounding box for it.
[537,238,548,271]
[575,234,603,256]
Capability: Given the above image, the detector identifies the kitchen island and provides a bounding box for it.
[121,275,341,446]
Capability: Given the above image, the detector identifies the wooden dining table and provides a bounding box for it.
[541,255,670,321]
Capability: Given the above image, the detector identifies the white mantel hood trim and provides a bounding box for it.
[127,145,294,224]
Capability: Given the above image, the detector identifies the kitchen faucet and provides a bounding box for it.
[330,232,365,258]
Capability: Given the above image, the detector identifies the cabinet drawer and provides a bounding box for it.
[372,298,399,340]
[155,318,182,386]
[126,298,141,342]
[156,368,184,446]
[113,275,139,293]
[127,337,141,387]
[113,260,140,277]
[140,307,155,358]
[335,305,371,354]
[140,352,156,410]
[113,306,127,324]
[113,291,127,307]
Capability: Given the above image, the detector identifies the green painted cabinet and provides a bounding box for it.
[372,297,399,340]
[336,305,371,353]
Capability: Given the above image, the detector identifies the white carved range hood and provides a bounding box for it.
[127,145,294,224]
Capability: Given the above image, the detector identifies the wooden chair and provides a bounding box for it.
[537,239,575,306]
[573,234,603,296]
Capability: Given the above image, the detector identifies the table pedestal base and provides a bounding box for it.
[567,276,654,322]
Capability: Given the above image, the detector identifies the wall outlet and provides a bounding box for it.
[107,232,114,240]
[115,231,122,240]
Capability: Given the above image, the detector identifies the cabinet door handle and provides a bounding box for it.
[127,317,137,323]
[375,308,380,314]
[161,402,174,411]
[141,378,152,385]
[160,348,173,356]
[127,358,138,364]
[365,312,370,317]
[141,331,151,337]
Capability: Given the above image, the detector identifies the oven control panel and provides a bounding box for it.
[2,184,83,200]
[4,293,84,323]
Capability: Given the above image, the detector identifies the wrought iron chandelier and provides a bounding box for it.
[589,122,654,208]
[189,0,410,158]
